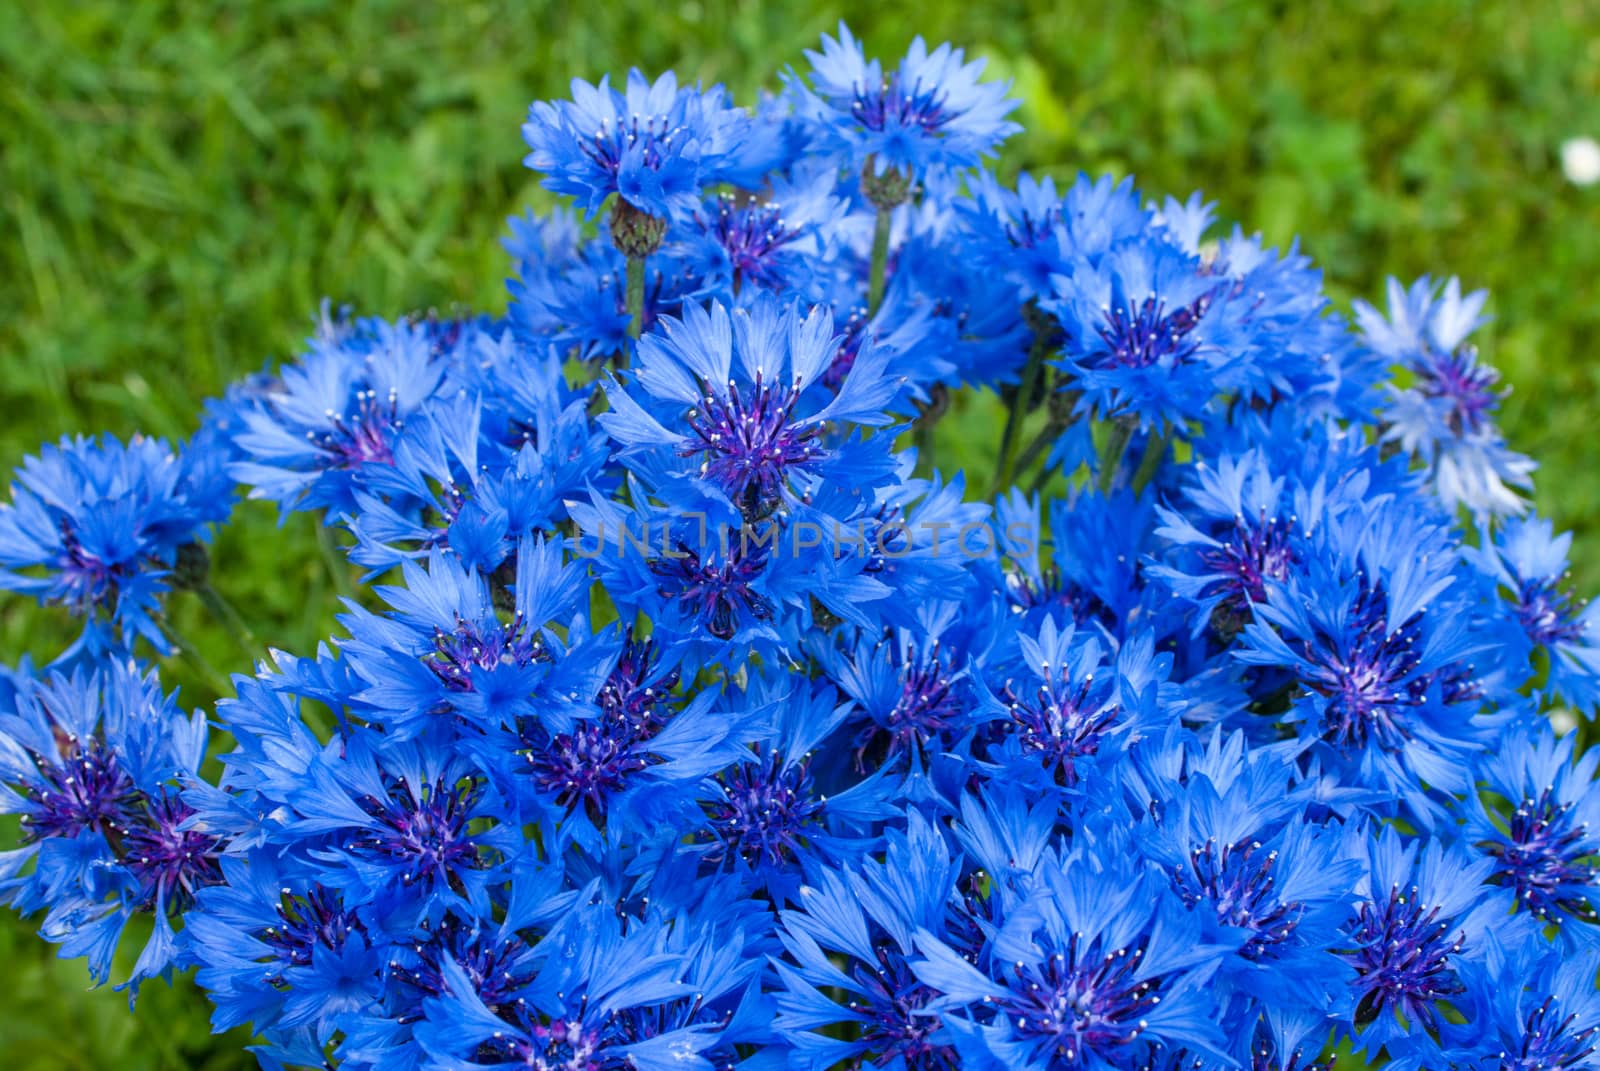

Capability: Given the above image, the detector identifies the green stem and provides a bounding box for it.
[1011,415,1069,483]
[625,254,646,342]
[992,341,1050,495]
[1097,418,1135,495]
[158,618,232,697]
[317,522,355,599]
[867,208,891,314]
[194,581,256,656]
[1131,432,1168,494]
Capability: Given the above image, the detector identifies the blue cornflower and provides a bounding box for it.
[1150,449,1308,641]
[1233,502,1498,816]
[287,737,516,927]
[1354,276,1534,515]
[231,313,446,518]
[1046,230,1229,432]
[412,899,740,1070]
[976,618,1173,791]
[602,297,900,521]
[0,433,232,654]
[679,165,848,301]
[1471,513,1600,712]
[1337,827,1518,1055]
[337,542,600,738]
[1461,722,1600,940]
[822,623,987,771]
[522,69,754,249]
[910,848,1228,1070]
[792,24,1020,199]
[1412,945,1600,1071]
[1134,731,1362,1010]
[0,661,220,990]
[185,852,385,1048]
[695,679,898,893]
[773,814,968,1069]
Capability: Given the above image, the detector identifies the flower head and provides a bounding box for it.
[793,24,1020,192]
[0,434,231,654]
[522,70,753,222]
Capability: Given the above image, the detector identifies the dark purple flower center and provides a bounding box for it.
[856,641,965,768]
[257,885,367,978]
[1294,581,1431,753]
[352,777,485,886]
[122,789,225,912]
[711,197,800,290]
[1342,882,1466,1033]
[850,944,959,1069]
[1173,838,1301,960]
[19,738,140,842]
[526,718,654,815]
[1418,345,1501,437]
[1001,932,1164,1060]
[1514,577,1588,648]
[583,113,685,178]
[314,388,400,468]
[683,375,822,518]
[649,541,774,641]
[1198,511,1297,629]
[597,632,678,733]
[1499,994,1600,1071]
[703,749,822,869]
[391,923,534,1021]
[851,74,954,135]
[426,612,547,692]
[999,670,1119,786]
[1094,290,1214,370]
[1481,790,1598,926]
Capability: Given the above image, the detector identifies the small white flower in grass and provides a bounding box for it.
[1560,136,1600,186]
[1549,706,1579,736]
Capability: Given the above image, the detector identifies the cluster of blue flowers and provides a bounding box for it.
[3,23,1599,1071]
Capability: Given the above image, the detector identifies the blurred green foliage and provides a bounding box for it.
[0,0,1595,1065]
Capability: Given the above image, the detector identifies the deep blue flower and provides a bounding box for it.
[1355,276,1534,515]
[792,24,1020,192]
[975,618,1173,791]
[773,813,969,1069]
[185,852,386,1048]
[0,433,233,655]
[1046,230,1229,432]
[231,313,447,518]
[1233,500,1499,816]
[1410,944,1600,1071]
[337,542,600,738]
[0,661,219,990]
[1461,721,1600,940]
[1133,729,1362,1011]
[694,679,898,893]
[1336,827,1519,1055]
[822,623,988,771]
[522,69,754,222]
[910,845,1229,1070]
[1470,513,1600,712]
[601,297,900,520]
[412,898,752,1071]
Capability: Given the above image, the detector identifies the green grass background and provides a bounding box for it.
[0,1,1596,1065]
